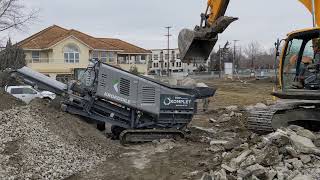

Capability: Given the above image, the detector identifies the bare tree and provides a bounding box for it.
[244,41,262,70]
[0,0,37,32]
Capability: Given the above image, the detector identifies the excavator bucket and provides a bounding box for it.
[178,0,237,63]
[178,16,238,63]
[178,29,218,63]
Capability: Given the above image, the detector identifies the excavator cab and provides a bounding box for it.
[178,0,237,63]
[248,28,320,133]
[274,28,320,100]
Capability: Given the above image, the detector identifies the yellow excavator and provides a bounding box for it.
[178,0,320,132]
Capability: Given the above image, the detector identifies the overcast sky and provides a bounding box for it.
[3,0,315,50]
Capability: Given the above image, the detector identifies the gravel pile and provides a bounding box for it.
[0,100,119,179]
[199,125,320,180]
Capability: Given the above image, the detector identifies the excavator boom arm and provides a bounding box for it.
[299,0,320,26]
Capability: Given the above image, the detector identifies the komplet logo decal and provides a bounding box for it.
[112,80,119,93]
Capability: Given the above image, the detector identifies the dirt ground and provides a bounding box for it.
[0,78,276,180]
[205,78,275,109]
[70,78,276,180]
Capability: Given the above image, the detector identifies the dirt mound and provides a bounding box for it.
[0,97,120,179]
[0,89,25,111]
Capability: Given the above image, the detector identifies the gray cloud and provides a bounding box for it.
[3,0,314,50]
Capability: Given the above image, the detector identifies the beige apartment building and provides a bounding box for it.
[18,25,151,82]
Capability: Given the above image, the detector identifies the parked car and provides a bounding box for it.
[5,85,56,103]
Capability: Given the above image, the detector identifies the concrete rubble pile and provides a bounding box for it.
[200,122,320,180]
[0,98,117,179]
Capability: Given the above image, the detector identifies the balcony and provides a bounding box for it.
[26,58,89,74]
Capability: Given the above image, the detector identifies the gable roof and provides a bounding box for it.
[18,25,122,51]
[99,38,151,54]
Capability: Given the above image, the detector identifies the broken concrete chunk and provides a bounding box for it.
[285,162,294,170]
[212,155,222,167]
[292,160,303,170]
[266,169,277,180]
[289,134,316,154]
[240,155,256,168]
[224,139,243,151]
[230,150,252,169]
[251,175,261,180]
[238,164,266,178]
[200,173,214,180]
[261,146,281,166]
[209,118,217,123]
[206,145,225,153]
[221,164,236,173]
[285,146,299,157]
[245,105,255,111]
[276,169,285,180]
[210,140,229,146]
[225,105,238,111]
[299,155,311,164]
[292,174,313,180]
[287,170,300,180]
[218,114,232,122]
[296,129,317,140]
[254,103,267,109]
[213,169,228,180]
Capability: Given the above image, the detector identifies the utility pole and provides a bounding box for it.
[233,40,239,72]
[165,26,172,76]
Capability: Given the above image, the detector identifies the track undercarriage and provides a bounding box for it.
[247,100,320,134]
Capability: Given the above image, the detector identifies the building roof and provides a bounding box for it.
[18,25,148,53]
[99,38,151,54]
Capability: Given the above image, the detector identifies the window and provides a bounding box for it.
[303,40,315,59]
[177,53,180,59]
[153,54,159,61]
[153,63,158,68]
[101,52,107,62]
[165,54,169,60]
[179,62,182,67]
[11,88,37,95]
[56,74,72,83]
[92,51,99,59]
[282,39,303,89]
[141,55,146,60]
[164,62,167,67]
[172,62,175,67]
[11,88,23,94]
[176,62,179,67]
[32,51,40,63]
[64,44,80,63]
[108,52,115,62]
[23,88,37,94]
